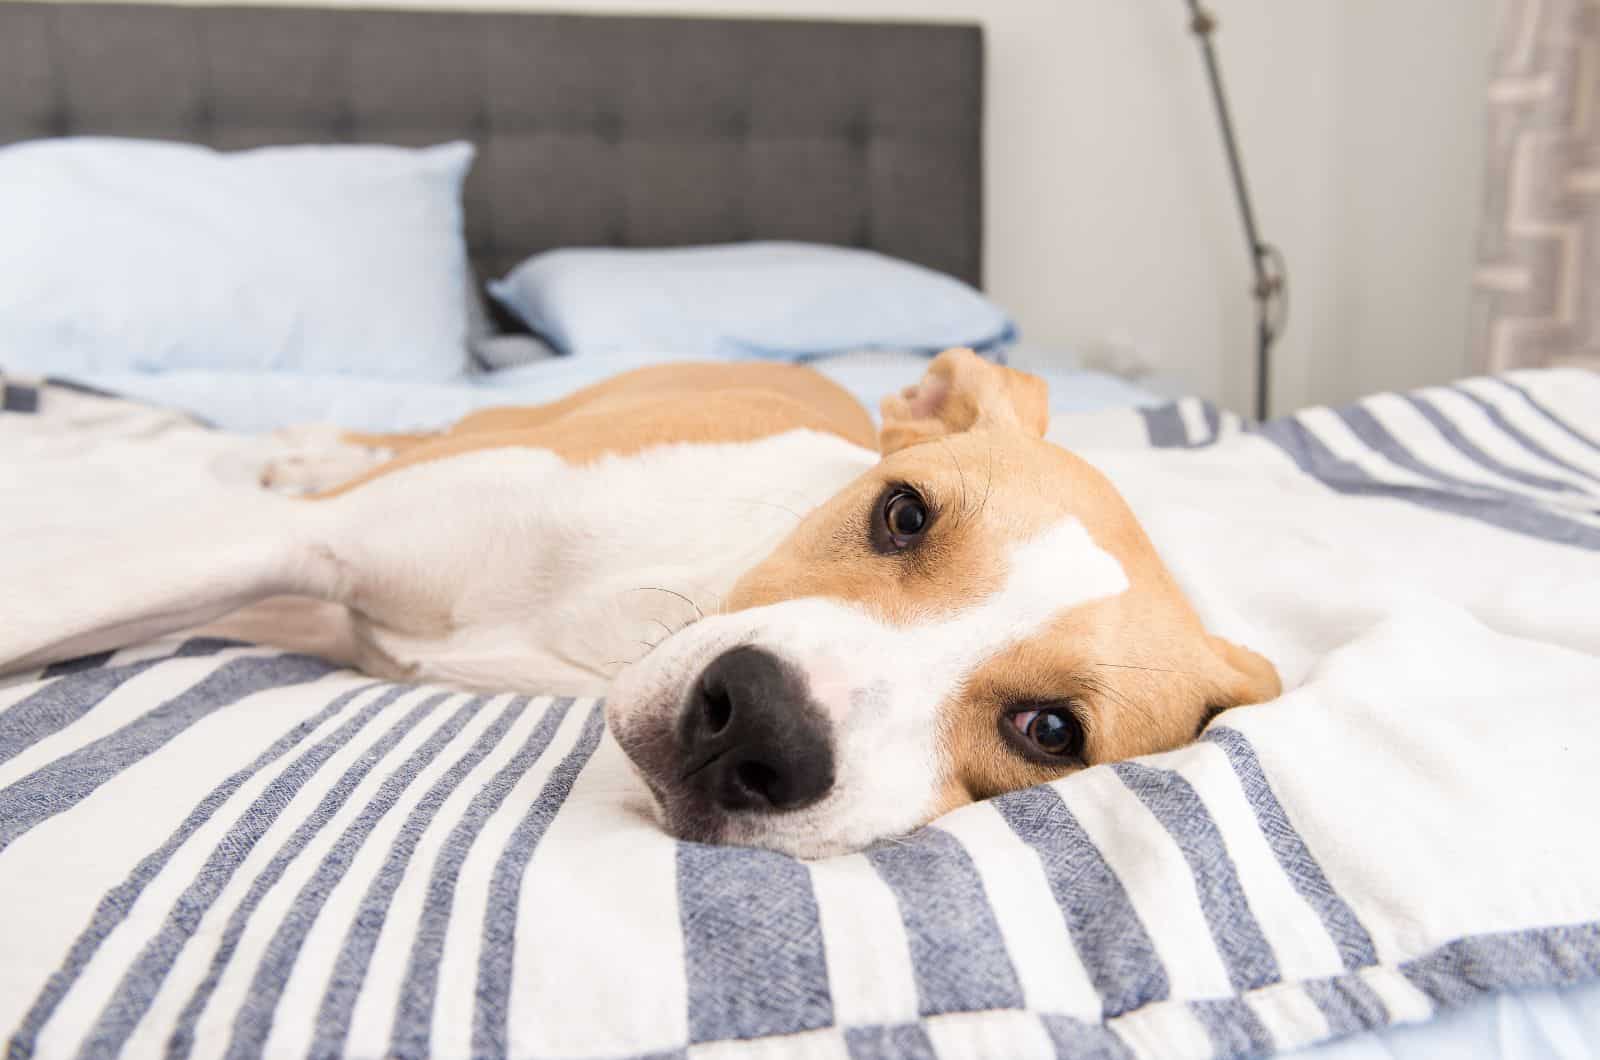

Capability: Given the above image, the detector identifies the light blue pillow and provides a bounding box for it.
[0,137,477,379]
[487,242,1017,360]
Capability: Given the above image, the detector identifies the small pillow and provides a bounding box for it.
[487,242,1016,360]
[462,289,563,370]
[473,334,564,370]
[0,138,477,379]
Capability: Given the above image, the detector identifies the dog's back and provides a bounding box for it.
[313,361,878,497]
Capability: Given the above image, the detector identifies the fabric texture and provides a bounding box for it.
[0,2,983,288]
[1,368,1598,1059]
[488,243,1016,360]
[1470,0,1600,373]
[0,138,477,379]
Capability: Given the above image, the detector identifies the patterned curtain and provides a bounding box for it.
[1471,0,1600,373]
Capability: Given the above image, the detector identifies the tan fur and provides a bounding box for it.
[879,347,1051,453]
[314,362,876,498]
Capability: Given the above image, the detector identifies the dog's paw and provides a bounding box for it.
[269,422,350,449]
[260,424,391,495]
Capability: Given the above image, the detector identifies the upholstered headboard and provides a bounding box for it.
[0,2,983,286]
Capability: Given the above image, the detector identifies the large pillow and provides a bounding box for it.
[487,242,1016,360]
[0,138,477,379]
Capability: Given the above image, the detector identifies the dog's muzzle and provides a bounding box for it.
[607,599,945,856]
[675,645,835,814]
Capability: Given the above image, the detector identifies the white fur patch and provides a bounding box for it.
[309,430,879,694]
[258,422,393,495]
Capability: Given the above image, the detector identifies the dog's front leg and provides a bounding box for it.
[0,492,344,674]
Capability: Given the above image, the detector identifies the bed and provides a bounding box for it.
[3,5,1600,1059]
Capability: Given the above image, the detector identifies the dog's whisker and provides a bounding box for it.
[727,498,805,521]
[670,495,806,522]
[978,444,995,520]
[937,436,970,529]
[699,588,730,619]
[625,585,705,621]
[1078,673,1149,736]
[1088,660,1199,676]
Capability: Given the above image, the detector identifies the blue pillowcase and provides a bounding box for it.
[0,138,477,380]
[488,242,1016,361]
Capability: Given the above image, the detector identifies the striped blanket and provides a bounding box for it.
[2,369,1598,1059]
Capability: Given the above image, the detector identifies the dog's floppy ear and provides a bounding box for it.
[1198,635,1282,728]
[879,347,1050,455]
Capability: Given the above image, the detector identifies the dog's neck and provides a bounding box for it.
[312,430,879,695]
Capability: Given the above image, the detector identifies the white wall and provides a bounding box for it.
[1322,1,1497,407]
[66,0,1496,414]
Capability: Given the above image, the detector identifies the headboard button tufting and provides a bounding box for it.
[0,4,981,288]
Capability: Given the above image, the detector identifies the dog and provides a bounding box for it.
[0,349,1280,858]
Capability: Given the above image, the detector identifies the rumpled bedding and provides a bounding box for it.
[47,348,1164,435]
[1,369,1598,1060]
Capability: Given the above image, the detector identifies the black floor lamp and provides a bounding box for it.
[1183,1,1287,422]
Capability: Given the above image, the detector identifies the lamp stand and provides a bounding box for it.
[1183,0,1287,422]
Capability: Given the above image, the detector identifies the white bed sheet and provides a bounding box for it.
[15,354,1598,1060]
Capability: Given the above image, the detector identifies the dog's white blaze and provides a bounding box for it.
[862,516,1130,716]
[611,516,1128,857]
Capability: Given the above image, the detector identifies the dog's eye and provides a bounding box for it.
[886,492,927,538]
[877,488,930,551]
[1007,706,1084,759]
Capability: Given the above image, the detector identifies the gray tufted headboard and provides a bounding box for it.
[0,2,983,287]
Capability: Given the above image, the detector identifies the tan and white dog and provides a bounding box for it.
[1,349,1279,858]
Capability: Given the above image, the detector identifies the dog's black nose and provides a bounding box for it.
[679,645,834,813]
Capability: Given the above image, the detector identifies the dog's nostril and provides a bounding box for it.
[733,760,781,805]
[701,684,732,735]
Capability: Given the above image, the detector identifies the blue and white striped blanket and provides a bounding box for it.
[1,369,1598,1059]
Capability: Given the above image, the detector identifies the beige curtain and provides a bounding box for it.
[1471,0,1600,373]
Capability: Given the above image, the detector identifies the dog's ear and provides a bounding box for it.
[879,347,1050,455]
[1197,635,1282,729]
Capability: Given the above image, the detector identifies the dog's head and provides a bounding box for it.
[607,349,1280,857]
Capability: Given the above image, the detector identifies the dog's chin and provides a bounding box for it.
[647,787,888,862]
